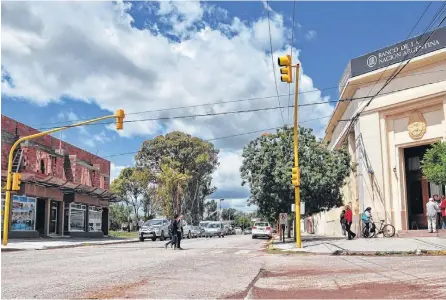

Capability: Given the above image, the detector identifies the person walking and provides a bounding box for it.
[426,197,440,233]
[344,205,356,240]
[176,214,184,250]
[165,214,178,249]
[440,195,446,230]
[340,210,347,236]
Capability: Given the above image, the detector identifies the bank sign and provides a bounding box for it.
[339,26,446,93]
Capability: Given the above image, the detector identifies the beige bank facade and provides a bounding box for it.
[308,27,446,236]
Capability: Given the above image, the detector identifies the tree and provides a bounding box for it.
[135,132,219,223]
[421,141,446,186]
[234,215,251,229]
[111,167,153,230]
[109,203,132,231]
[240,126,351,223]
[204,199,218,221]
[221,208,237,220]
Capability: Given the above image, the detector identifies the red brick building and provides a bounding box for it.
[1,115,117,238]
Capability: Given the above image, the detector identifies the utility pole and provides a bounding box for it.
[278,55,301,248]
[219,198,224,221]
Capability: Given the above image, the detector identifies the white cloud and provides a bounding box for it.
[1,1,333,197]
[305,30,317,41]
[212,150,246,191]
[110,162,126,182]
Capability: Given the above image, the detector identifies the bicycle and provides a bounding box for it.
[362,220,395,238]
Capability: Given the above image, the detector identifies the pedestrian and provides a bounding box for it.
[440,195,446,230]
[165,214,178,249]
[344,205,356,240]
[433,195,441,229]
[361,207,373,237]
[340,210,347,236]
[176,214,184,250]
[426,197,440,233]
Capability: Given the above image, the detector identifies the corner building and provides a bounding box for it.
[320,26,446,235]
[1,115,118,238]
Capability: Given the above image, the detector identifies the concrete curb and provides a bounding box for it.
[1,239,139,252]
[266,247,446,256]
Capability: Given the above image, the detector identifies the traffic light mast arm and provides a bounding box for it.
[2,110,124,246]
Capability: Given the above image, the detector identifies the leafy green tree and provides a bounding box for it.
[234,215,251,229]
[111,167,153,230]
[135,132,219,222]
[204,199,218,221]
[222,208,237,220]
[421,141,446,186]
[240,126,350,223]
[109,203,132,231]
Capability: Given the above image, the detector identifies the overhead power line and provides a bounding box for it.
[36,80,445,131]
[102,115,334,159]
[266,1,285,125]
[30,65,446,128]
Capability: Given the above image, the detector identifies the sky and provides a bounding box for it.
[1,0,442,213]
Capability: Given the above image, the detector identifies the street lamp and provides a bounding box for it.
[220,198,224,221]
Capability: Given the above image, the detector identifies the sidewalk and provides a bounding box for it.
[270,233,446,255]
[1,237,138,252]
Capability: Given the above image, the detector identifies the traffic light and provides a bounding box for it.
[11,173,21,191]
[278,54,292,83]
[116,109,125,130]
[291,166,299,187]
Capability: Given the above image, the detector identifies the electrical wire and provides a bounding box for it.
[36,80,445,131]
[29,65,446,128]
[266,1,286,125]
[102,115,335,159]
[288,0,297,124]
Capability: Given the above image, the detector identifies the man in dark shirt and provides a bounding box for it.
[176,214,184,250]
[165,214,178,249]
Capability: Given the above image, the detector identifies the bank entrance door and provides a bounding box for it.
[404,144,444,229]
[49,201,58,235]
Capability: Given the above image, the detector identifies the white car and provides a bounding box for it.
[204,221,225,238]
[139,218,170,242]
[252,222,272,239]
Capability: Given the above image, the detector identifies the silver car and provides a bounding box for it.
[139,218,170,242]
[204,222,225,238]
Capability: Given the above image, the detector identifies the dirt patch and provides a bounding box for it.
[250,282,441,299]
[85,279,148,299]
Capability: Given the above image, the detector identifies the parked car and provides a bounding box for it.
[204,221,225,238]
[191,226,201,238]
[139,218,170,242]
[198,221,210,237]
[234,227,242,235]
[252,222,272,239]
[181,220,194,239]
[244,227,252,235]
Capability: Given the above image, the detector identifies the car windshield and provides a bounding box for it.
[144,220,163,226]
[199,222,209,227]
[255,223,268,227]
[208,223,220,228]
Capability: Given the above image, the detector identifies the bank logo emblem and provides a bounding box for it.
[367,55,377,68]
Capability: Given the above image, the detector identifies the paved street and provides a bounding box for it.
[2,235,446,299]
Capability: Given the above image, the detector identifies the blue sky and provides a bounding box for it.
[1,1,442,212]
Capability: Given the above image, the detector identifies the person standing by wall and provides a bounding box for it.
[344,205,356,240]
[440,195,446,230]
[426,198,440,233]
[340,210,346,236]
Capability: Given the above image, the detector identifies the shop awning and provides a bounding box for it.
[1,171,121,202]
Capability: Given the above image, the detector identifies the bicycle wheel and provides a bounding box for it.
[382,224,395,238]
[362,226,371,238]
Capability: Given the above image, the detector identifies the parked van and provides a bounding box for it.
[139,218,170,242]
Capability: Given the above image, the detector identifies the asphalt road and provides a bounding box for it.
[2,235,446,299]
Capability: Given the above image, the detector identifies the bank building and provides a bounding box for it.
[308,26,446,236]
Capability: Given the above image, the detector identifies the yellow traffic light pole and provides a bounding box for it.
[2,110,125,246]
[278,55,301,248]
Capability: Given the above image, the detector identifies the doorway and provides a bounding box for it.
[404,144,432,229]
[36,198,46,235]
[49,201,59,235]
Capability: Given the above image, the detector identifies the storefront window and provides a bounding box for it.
[11,195,37,231]
[88,206,102,232]
[69,203,86,232]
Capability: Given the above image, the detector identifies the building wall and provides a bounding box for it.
[1,115,111,189]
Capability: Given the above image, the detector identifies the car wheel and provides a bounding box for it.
[160,231,165,241]
[151,234,157,241]
[188,231,191,239]
[252,235,256,239]
[139,235,144,242]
